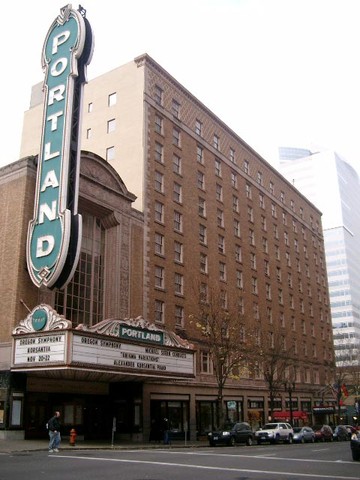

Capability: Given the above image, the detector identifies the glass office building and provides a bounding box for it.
[279,148,360,367]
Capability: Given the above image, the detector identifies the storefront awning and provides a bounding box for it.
[273,410,308,421]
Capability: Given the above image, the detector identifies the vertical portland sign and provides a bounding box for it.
[27,5,93,289]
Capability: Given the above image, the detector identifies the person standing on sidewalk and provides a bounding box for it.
[47,411,61,453]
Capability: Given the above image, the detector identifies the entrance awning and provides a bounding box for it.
[273,410,308,421]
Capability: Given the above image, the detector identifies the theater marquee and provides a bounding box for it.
[12,305,195,379]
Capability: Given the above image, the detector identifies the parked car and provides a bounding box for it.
[333,425,349,441]
[208,422,254,446]
[293,426,315,443]
[351,431,360,461]
[255,422,294,444]
[344,425,357,439]
[312,424,333,442]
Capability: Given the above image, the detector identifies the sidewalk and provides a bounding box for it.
[0,437,208,454]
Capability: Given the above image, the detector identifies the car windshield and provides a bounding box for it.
[262,424,277,429]
[293,427,302,433]
[223,423,235,430]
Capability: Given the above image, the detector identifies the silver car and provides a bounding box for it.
[293,426,315,443]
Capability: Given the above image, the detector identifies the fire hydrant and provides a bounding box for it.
[69,428,77,446]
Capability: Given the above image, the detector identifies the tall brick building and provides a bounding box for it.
[0,54,336,440]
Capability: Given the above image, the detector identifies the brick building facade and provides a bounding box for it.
[0,54,337,441]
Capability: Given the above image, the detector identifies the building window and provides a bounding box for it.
[154,85,163,106]
[174,273,184,295]
[217,209,224,227]
[252,277,258,295]
[198,197,206,217]
[231,172,237,188]
[175,305,184,327]
[269,181,274,195]
[213,134,220,150]
[173,154,181,174]
[174,211,183,232]
[275,245,280,260]
[173,182,182,203]
[108,92,117,106]
[232,195,239,213]
[218,234,225,254]
[244,160,250,175]
[200,252,208,273]
[262,237,268,254]
[249,229,255,246]
[261,215,267,231]
[220,290,227,309]
[271,203,277,218]
[215,158,222,177]
[154,201,164,223]
[200,351,213,374]
[284,231,289,246]
[174,241,183,263]
[173,127,181,147]
[246,183,252,199]
[55,213,105,326]
[266,283,272,300]
[219,262,227,281]
[257,171,263,185]
[155,142,163,163]
[155,266,165,289]
[195,119,203,136]
[106,146,115,161]
[285,251,291,267]
[280,191,285,203]
[236,270,243,289]
[264,259,270,276]
[155,300,164,323]
[282,211,287,225]
[216,183,223,201]
[107,118,116,133]
[199,224,207,244]
[248,206,254,223]
[154,232,164,255]
[278,289,283,305]
[197,171,205,190]
[234,219,240,237]
[250,252,256,270]
[155,114,163,134]
[259,193,265,209]
[229,147,236,164]
[88,102,93,113]
[154,170,164,192]
[235,244,242,263]
[197,145,204,164]
[172,99,180,119]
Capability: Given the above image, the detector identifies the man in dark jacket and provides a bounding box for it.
[47,411,61,453]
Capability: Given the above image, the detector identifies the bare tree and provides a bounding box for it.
[189,286,258,428]
[260,327,295,420]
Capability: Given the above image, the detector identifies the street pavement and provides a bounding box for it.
[0,437,208,454]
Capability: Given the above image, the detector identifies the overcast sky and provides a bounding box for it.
[1,0,359,172]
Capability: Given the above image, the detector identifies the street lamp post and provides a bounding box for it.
[284,381,296,425]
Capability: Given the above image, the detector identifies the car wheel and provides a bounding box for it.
[287,435,293,444]
[229,436,236,447]
[311,436,315,443]
[300,437,305,444]
[257,440,261,445]
[275,434,280,444]
[246,437,253,446]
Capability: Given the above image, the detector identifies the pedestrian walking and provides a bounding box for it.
[47,411,61,453]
